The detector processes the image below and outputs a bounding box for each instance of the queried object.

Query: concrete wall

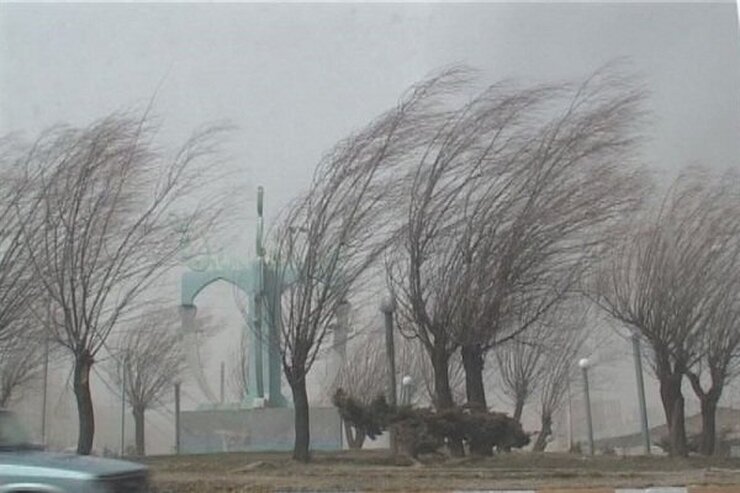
[181,407,341,453]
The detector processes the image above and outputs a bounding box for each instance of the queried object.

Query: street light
[578,357,595,456]
[400,375,415,406]
[174,380,181,455]
[380,293,397,454]
[120,353,127,457]
[631,330,651,454]
[380,294,397,407]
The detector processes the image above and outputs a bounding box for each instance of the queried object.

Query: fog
[1,2,739,455]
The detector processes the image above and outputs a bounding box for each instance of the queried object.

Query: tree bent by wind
[12,114,227,454]
[388,64,646,457]
[107,308,185,456]
[265,70,465,462]
[595,169,740,456]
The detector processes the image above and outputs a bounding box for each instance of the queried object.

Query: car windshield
[0,411,32,449]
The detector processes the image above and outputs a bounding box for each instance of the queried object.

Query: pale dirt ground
[144,450,740,492]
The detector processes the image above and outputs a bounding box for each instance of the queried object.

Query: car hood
[0,450,147,478]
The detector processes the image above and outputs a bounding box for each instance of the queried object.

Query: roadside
[144,450,740,492]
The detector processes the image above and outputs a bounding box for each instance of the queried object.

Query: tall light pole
[400,375,415,406]
[120,355,127,457]
[220,361,225,405]
[380,295,397,407]
[174,381,181,454]
[567,377,573,452]
[631,330,651,454]
[380,294,397,453]
[41,329,49,447]
[579,358,595,456]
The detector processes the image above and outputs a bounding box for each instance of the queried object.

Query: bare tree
[681,171,740,455]
[454,68,645,414]
[532,313,588,452]
[0,148,41,345]
[494,322,550,423]
[492,303,590,450]
[329,335,388,449]
[387,75,553,431]
[396,335,465,408]
[389,65,645,433]
[594,169,738,457]
[107,309,184,456]
[267,71,461,462]
[0,325,46,408]
[686,295,740,455]
[14,114,226,454]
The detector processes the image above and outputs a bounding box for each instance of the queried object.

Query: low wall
[180,406,342,453]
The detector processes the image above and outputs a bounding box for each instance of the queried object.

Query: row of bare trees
[268,63,740,461]
[264,72,462,461]
[595,169,740,456]
[0,115,228,454]
[3,64,737,462]
[262,64,661,461]
[494,307,589,451]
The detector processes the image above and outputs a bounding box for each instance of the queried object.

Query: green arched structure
[180,187,288,408]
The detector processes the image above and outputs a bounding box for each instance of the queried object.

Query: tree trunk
[461,344,487,410]
[430,343,464,457]
[513,398,525,423]
[431,345,455,409]
[658,372,688,457]
[290,375,311,462]
[344,421,366,450]
[533,413,552,452]
[686,371,721,457]
[699,395,718,456]
[73,351,95,455]
[133,406,146,456]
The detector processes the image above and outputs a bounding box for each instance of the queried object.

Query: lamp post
[631,330,651,454]
[380,294,397,453]
[400,375,415,406]
[120,354,127,457]
[567,377,573,452]
[41,329,49,447]
[579,358,595,456]
[380,295,397,407]
[174,381,181,455]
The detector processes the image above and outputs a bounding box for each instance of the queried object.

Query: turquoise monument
[179,186,288,408]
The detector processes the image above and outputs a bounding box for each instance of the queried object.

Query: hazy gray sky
[2,2,739,222]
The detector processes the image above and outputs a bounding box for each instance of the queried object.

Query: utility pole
[120,355,126,457]
[41,302,54,447]
[579,358,595,456]
[380,294,397,453]
[632,331,651,454]
[567,377,573,453]
[174,382,181,454]
[381,299,397,407]
[41,330,49,446]
[220,361,225,405]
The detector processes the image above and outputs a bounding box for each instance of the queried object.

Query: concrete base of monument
[180,406,342,453]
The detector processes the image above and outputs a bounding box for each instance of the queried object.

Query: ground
[144,450,740,492]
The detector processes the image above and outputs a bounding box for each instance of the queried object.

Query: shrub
[332,389,391,440]
[333,388,529,457]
